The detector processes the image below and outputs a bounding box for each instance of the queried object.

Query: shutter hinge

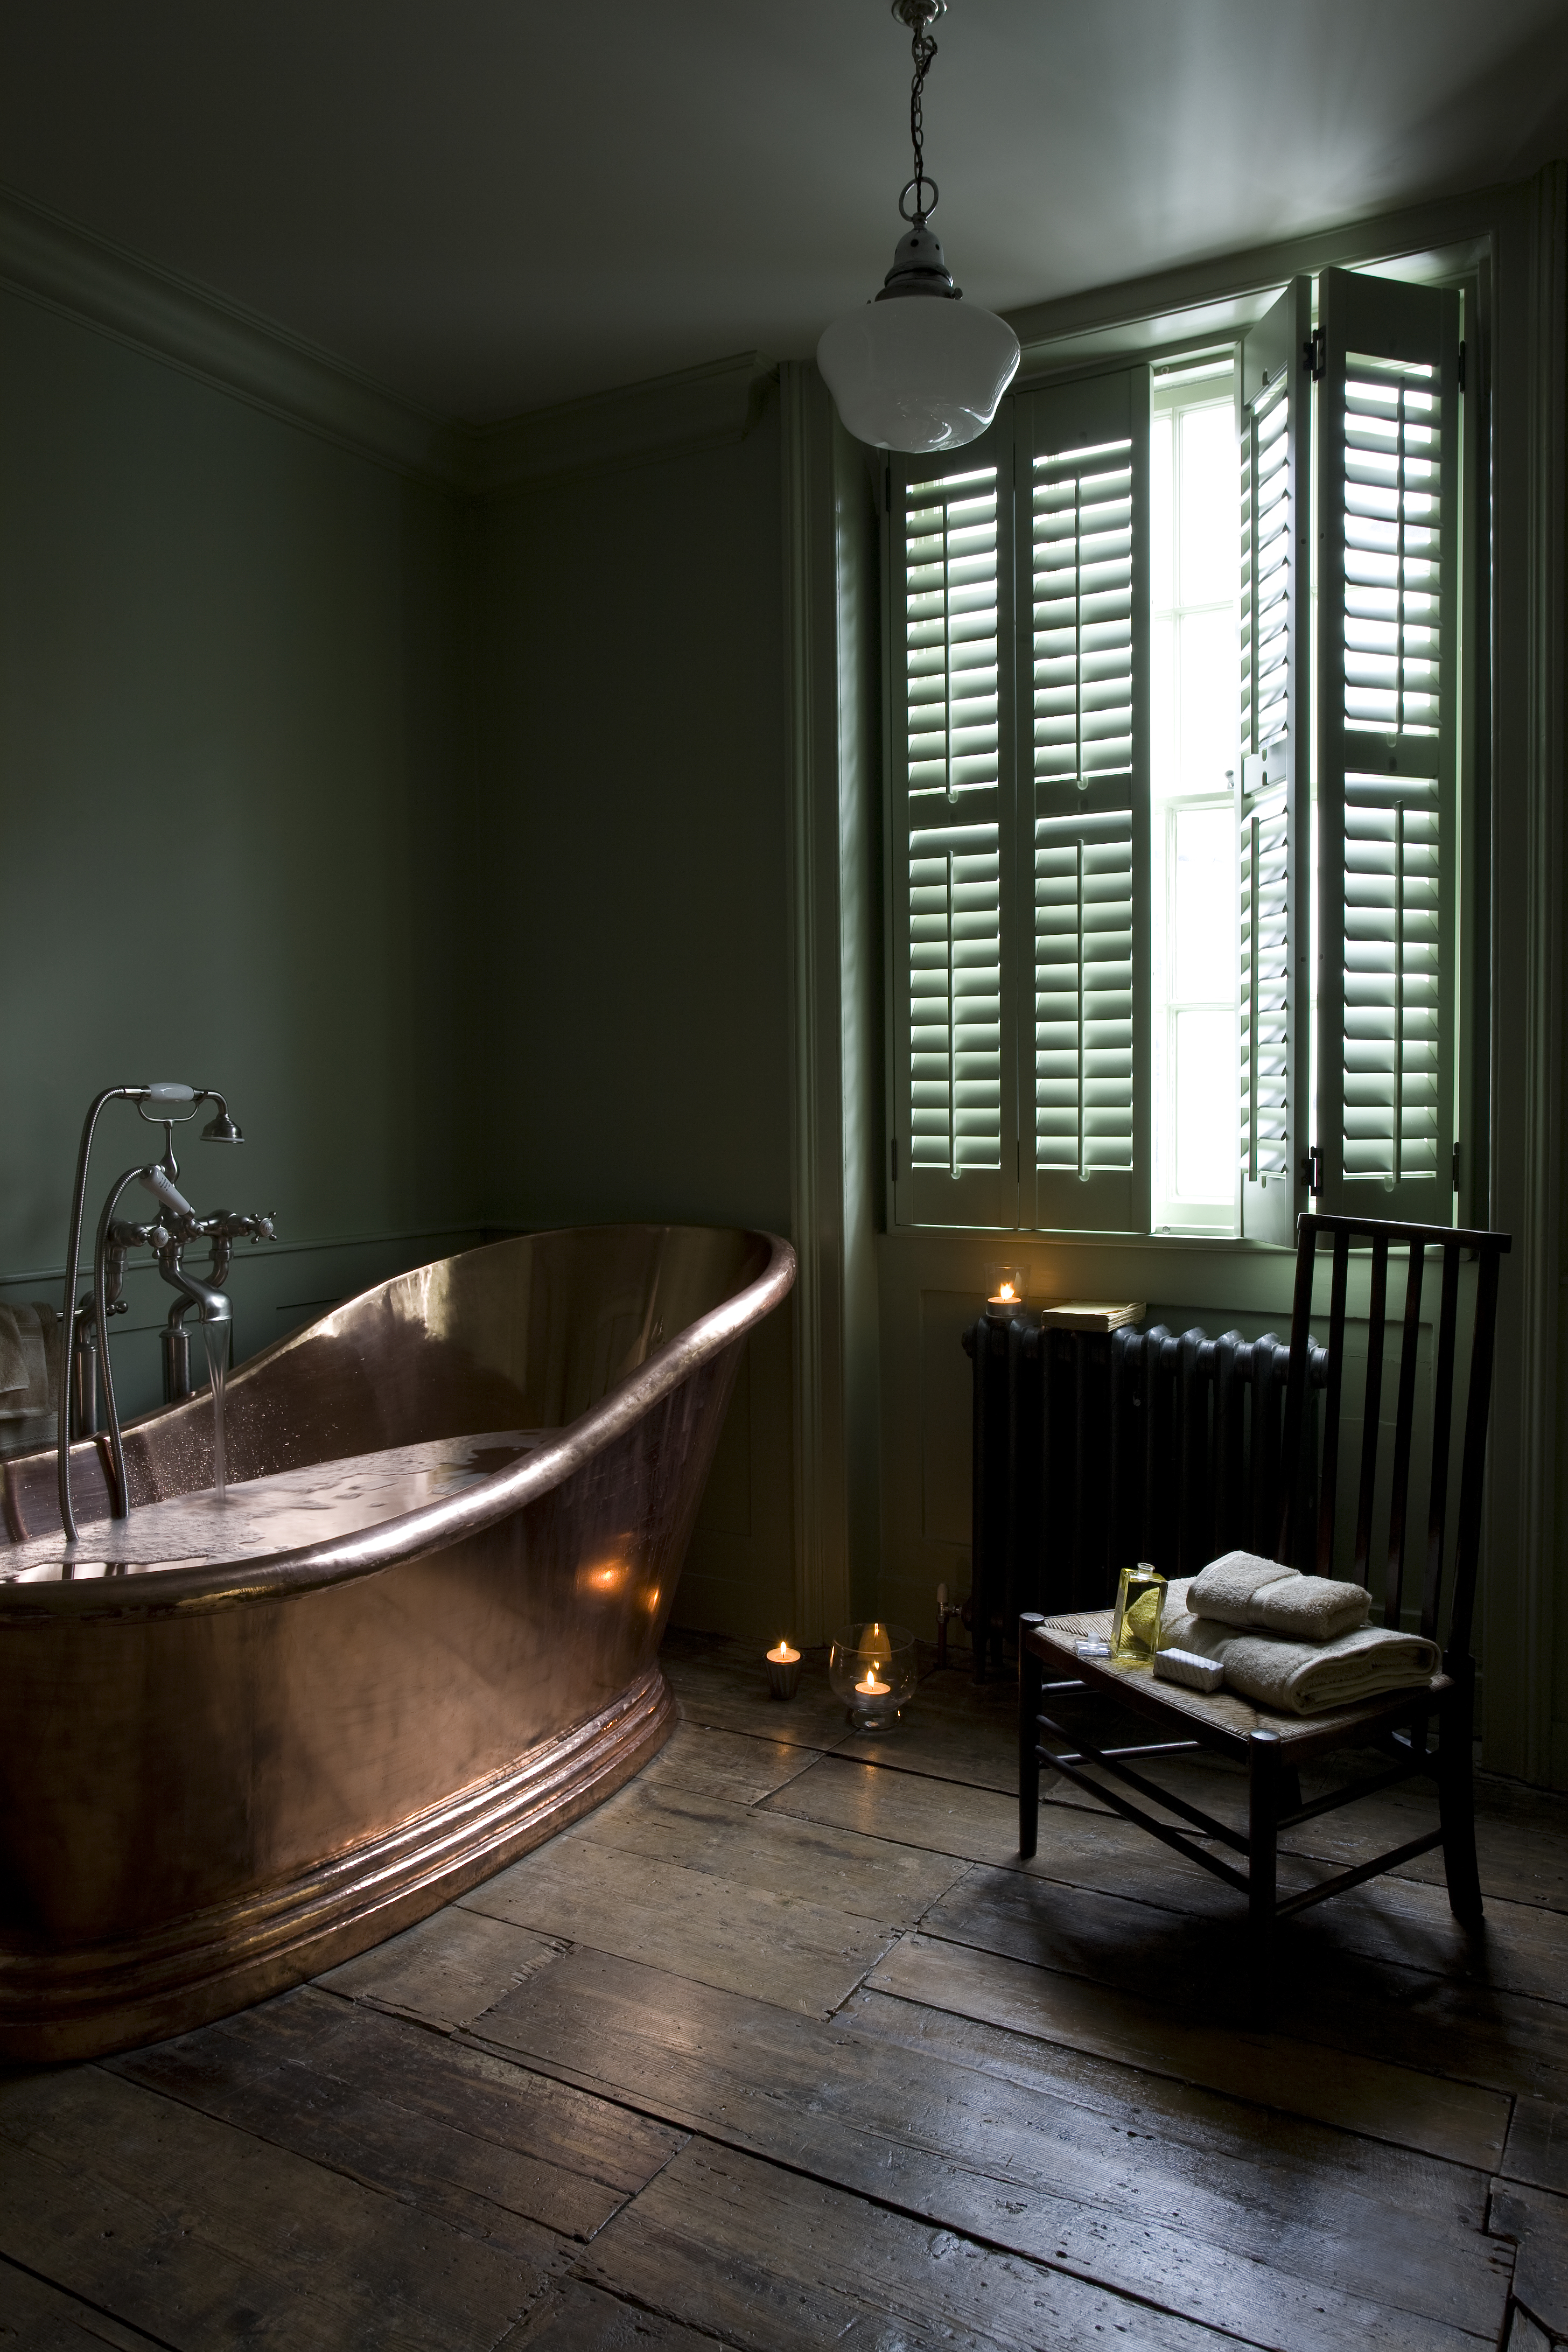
[1304,329,1325,383]
[1457,340,1466,392]
[1301,1144,1322,1197]
[891,1135,901,1184]
[1452,1141,1461,1194]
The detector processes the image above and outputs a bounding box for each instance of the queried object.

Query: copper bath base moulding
[0,1663,674,2066]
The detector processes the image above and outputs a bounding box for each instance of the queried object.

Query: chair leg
[1438,1661,1483,1923]
[1248,1728,1283,2022]
[1018,1615,1044,1859]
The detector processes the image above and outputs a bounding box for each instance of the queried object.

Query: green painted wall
[468,401,799,1636]
[0,289,479,1416]
[0,298,800,1639]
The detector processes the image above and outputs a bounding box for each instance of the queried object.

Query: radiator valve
[936,1580,968,1670]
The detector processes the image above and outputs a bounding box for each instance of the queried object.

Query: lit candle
[855,1664,891,1697]
[985,1269,1027,1322]
[766,1639,802,1700]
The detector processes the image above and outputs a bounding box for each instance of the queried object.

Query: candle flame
[999,1281,1016,1301]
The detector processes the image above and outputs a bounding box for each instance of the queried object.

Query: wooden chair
[1018,1211,1511,1986]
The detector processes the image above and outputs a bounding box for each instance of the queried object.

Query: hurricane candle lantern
[829,1621,918,1730]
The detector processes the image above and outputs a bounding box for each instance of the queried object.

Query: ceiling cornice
[0,181,466,485]
[0,183,776,498]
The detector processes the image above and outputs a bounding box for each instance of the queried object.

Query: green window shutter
[1238,278,1312,1247]
[888,417,1018,1229]
[1015,369,1150,1234]
[1315,267,1461,1223]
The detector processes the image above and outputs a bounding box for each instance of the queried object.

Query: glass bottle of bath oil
[1111,1562,1165,1665]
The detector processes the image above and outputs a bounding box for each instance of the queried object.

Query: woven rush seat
[1031,1605,1451,1761]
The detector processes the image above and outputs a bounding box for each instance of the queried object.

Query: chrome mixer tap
[57,1083,276,1542]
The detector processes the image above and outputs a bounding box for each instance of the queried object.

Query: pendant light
[817,0,1020,454]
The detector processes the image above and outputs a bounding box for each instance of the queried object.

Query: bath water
[202,1321,229,1503]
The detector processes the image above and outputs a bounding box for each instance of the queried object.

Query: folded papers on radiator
[1188,1550,1371,1642]
[1162,1590,1439,1717]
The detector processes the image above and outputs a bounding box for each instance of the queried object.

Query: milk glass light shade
[817,287,1020,454]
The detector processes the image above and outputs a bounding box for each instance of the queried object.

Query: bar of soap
[1153,1646,1224,1693]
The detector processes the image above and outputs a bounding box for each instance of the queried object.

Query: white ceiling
[2,0,1566,424]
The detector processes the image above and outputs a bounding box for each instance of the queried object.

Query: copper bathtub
[0,1222,793,2061]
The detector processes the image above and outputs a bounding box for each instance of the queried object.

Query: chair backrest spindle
[1420,1244,1463,1641]
[1314,1228,1352,1577]
[1353,1234,1390,1583]
[1280,1211,1510,1663]
[1384,1242,1426,1629]
[1446,1242,1504,1664]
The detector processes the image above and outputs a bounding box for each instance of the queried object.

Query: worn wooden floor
[4,1629,1567,2350]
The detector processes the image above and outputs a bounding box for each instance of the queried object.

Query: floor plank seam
[622,2127,1289,2352]
[907,1891,1567,2088]
[0,2249,179,2352]
[96,2047,586,2275]
[864,1950,1514,2168]
[547,2267,771,2352]
[442,2026,1318,2352]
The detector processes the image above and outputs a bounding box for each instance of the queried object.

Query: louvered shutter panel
[1315,268,1460,1222]
[889,416,1018,1228]
[1238,279,1311,1247]
[1015,370,1150,1234]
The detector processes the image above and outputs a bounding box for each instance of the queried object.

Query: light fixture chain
[908,17,938,222]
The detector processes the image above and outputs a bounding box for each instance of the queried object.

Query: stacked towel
[0,1303,59,1418]
[1163,1582,1438,1716]
[1188,1550,1371,1642]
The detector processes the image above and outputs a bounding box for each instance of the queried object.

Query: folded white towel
[1188,1549,1370,1642]
[1161,1601,1439,1717]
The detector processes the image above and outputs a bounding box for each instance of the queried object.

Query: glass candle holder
[1111,1563,1166,1667]
[828,1620,918,1730]
[985,1264,1029,1322]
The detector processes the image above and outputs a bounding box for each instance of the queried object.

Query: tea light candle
[985,1266,1028,1322]
[766,1640,801,1700]
[855,1664,891,1697]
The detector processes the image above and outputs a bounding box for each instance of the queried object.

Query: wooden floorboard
[1488,2181,1568,2342]
[868,1931,1509,2170]
[110,1987,683,2246]
[0,2257,171,2350]
[461,1943,1509,2351]
[918,1851,1568,2107]
[581,2135,1254,2352]
[314,1905,568,2033]
[9,1634,1560,2350]
[0,2062,562,2349]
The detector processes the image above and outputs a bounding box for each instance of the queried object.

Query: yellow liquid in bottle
[1111,1564,1166,1665]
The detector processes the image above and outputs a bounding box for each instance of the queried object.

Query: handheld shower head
[199,1091,244,1144]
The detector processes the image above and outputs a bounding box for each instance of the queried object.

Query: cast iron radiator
[960,1317,1329,1679]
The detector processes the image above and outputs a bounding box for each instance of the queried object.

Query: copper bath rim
[0,1223,794,2061]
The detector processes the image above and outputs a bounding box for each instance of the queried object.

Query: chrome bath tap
[57,1083,276,1542]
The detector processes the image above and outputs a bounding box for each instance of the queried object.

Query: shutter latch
[1452,1142,1461,1194]
[1301,1144,1322,1196]
[1457,341,1466,392]
[1304,329,1325,383]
